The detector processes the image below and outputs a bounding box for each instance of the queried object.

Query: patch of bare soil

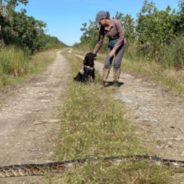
[95,61,184,183]
[0,51,71,184]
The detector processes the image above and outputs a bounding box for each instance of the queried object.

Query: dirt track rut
[0,51,71,183]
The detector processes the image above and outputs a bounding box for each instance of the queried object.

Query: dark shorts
[104,44,125,69]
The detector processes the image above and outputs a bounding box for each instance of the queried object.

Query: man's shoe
[113,80,120,87]
[102,81,109,87]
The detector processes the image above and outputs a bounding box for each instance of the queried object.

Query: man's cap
[95,11,110,23]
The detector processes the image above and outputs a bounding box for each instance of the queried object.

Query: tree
[136,1,177,60]
[80,21,99,50]
[175,0,184,33]
[115,12,135,43]
[140,0,156,15]
[0,0,28,11]
[0,0,28,46]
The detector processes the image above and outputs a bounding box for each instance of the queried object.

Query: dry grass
[0,48,56,86]
[123,57,184,95]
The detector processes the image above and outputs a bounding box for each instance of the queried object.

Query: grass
[44,51,177,184]
[0,46,28,77]
[90,49,184,96]
[0,47,56,87]
[123,56,184,95]
[28,49,56,75]
[163,35,184,68]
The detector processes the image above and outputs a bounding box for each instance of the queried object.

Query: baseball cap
[95,11,110,23]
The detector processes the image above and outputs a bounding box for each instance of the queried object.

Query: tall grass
[164,35,184,68]
[123,40,184,95]
[0,46,56,86]
[0,46,29,77]
[125,34,184,70]
[123,57,184,95]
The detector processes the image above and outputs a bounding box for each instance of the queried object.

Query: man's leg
[102,48,113,86]
[113,68,121,81]
[113,45,125,86]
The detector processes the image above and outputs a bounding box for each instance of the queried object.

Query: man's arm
[113,19,125,52]
[93,26,105,55]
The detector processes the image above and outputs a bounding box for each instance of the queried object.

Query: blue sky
[20,0,179,46]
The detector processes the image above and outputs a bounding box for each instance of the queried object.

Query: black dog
[74,52,96,82]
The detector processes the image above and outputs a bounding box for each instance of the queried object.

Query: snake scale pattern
[0,155,184,178]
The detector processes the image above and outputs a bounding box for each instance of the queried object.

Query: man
[93,11,126,87]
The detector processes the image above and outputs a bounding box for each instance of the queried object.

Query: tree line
[0,0,65,53]
[77,0,184,68]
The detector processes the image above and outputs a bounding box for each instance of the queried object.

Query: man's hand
[109,49,116,58]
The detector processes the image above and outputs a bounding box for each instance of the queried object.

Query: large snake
[0,155,184,178]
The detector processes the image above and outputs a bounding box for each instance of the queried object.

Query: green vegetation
[0,46,28,77]
[45,52,178,184]
[0,47,56,86]
[75,0,184,95]
[123,57,184,95]
[163,35,184,68]
[0,0,66,53]
[0,0,66,86]
[77,0,184,69]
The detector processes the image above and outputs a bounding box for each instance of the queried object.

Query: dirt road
[0,51,71,184]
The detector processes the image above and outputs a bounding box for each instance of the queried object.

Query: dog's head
[83,52,96,67]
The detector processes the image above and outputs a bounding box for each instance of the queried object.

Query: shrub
[164,35,184,68]
[0,46,29,77]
